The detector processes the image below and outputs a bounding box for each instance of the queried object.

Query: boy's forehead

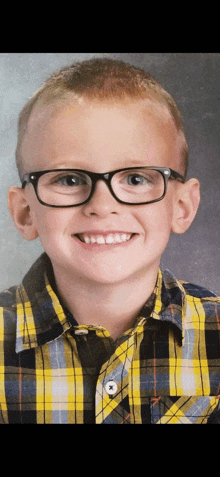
[21,97,182,172]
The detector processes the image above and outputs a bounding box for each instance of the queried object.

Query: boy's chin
[77,266,132,286]
[68,259,157,287]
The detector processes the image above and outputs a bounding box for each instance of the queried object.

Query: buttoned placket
[95,318,147,424]
[66,320,147,424]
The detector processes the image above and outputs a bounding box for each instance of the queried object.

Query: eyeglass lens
[37,169,165,206]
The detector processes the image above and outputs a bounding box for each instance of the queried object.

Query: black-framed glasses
[21,166,184,208]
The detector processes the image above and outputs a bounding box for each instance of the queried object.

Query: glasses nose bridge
[89,171,112,194]
[90,171,110,182]
[85,170,120,207]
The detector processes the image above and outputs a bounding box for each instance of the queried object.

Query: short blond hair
[16,58,188,180]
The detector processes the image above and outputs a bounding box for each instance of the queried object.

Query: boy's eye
[125,174,149,186]
[39,171,92,198]
[119,170,156,187]
[53,174,88,186]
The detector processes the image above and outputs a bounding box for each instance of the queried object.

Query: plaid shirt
[0,253,219,424]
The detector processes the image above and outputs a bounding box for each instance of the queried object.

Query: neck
[52,265,159,340]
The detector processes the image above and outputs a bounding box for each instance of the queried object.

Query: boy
[1,58,219,424]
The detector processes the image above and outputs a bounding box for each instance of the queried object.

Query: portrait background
[1,53,219,294]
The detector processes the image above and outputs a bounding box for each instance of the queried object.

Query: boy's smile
[17,97,189,285]
[73,231,137,245]
[72,230,138,250]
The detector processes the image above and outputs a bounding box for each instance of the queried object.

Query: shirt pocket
[150,395,220,424]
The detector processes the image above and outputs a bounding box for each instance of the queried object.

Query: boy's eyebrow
[117,159,151,167]
[35,159,153,171]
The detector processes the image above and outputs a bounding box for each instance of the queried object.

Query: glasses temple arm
[169,169,185,183]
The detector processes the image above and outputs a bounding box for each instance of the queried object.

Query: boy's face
[19,98,187,285]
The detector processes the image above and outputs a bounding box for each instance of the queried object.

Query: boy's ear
[8,186,39,241]
[171,178,200,234]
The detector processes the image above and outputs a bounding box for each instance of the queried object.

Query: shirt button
[105,380,118,395]
[74,329,89,335]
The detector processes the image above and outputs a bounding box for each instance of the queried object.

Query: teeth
[96,236,105,244]
[78,233,133,244]
[84,236,91,244]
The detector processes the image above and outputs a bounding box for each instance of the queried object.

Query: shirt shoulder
[178,279,220,346]
[0,286,17,307]
[179,280,219,300]
[161,270,220,335]
[0,286,17,339]
[179,279,220,310]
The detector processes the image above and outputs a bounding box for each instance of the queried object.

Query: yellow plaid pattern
[0,253,219,424]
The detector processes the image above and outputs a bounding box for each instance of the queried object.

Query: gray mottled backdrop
[1,53,220,294]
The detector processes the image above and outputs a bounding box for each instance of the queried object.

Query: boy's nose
[82,179,120,217]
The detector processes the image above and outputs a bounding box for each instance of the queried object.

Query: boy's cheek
[138,200,174,233]
[32,207,67,233]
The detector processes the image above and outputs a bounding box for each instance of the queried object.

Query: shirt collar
[134,268,184,342]
[15,253,76,353]
[15,254,184,353]
[151,268,184,331]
